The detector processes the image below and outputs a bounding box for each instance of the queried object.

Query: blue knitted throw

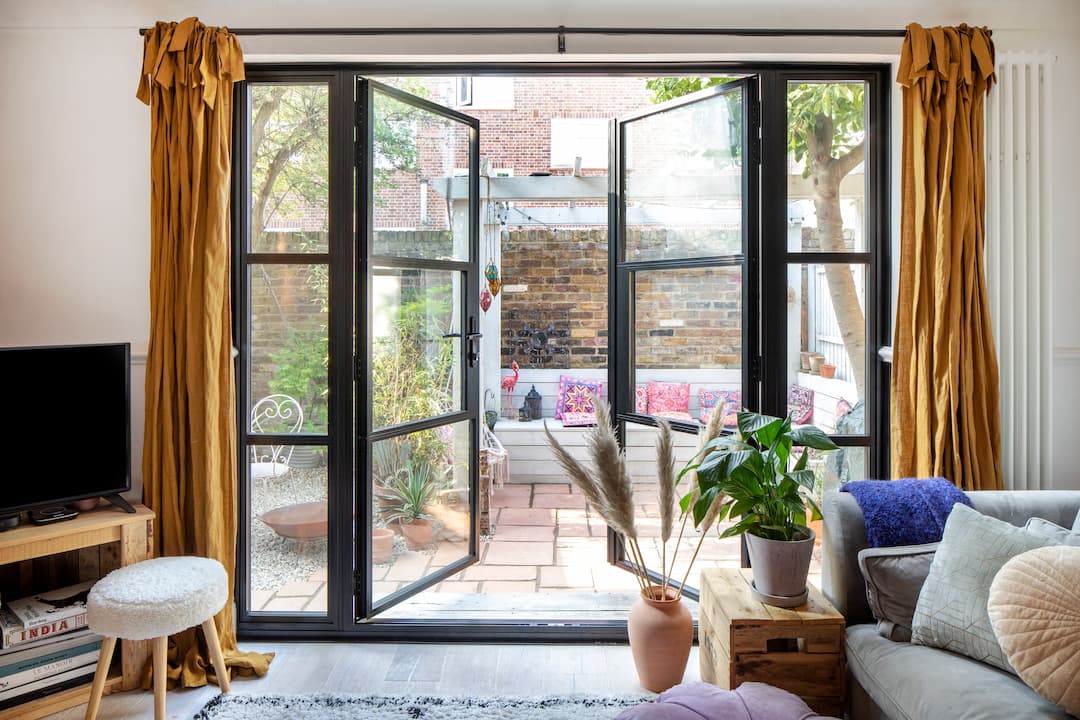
[840,477,972,547]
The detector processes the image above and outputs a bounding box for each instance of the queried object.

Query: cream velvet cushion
[87,557,228,640]
[988,546,1080,717]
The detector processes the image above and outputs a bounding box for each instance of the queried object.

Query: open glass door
[609,78,759,599]
[356,79,481,619]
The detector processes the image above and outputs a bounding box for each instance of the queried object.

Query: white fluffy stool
[84,556,231,720]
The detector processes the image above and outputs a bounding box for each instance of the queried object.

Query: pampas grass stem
[675,492,724,601]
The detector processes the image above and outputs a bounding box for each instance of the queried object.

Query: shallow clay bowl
[259,500,328,539]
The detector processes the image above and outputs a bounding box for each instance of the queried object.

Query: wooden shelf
[0,504,155,718]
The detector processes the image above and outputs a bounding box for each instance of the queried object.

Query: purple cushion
[613,682,837,720]
[556,375,603,419]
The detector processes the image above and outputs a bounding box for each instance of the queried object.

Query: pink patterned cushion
[556,376,603,420]
[700,389,740,428]
[635,384,649,414]
[787,385,814,424]
[561,411,598,427]
[647,381,690,416]
[654,410,695,422]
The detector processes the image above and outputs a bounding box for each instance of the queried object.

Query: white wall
[1,0,1077,491]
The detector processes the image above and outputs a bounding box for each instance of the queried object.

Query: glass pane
[786,263,866,435]
[633,267,742,424]
[372,268,461,429]
[372,87,472,261]
[371,422,472,604]
[249,84,329,253]
[249,264,328,434]
[787,81,868,253]
[248,445,328,614]
[623,88,743,261]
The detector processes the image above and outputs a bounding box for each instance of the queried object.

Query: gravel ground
[249,464,423,592]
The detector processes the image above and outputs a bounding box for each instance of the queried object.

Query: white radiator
[985,51,1054,491]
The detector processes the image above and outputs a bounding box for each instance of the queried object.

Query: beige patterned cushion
[910,503,1054,672]
[988,546,1080,716]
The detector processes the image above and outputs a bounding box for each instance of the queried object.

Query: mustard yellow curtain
[892,23,1001,491]
[138,17,272,688]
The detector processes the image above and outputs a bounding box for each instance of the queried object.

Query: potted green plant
[382,459,439,550]
[685,410,838,607]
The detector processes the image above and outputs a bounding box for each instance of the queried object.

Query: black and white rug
[195,693,651,720]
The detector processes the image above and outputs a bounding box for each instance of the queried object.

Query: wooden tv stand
[0,504,154,719]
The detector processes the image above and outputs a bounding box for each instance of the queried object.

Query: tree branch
[834,140,866,179]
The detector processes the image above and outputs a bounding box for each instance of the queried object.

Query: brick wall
[500,228,742,371]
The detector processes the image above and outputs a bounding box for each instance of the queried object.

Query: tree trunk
[807,114,867,399]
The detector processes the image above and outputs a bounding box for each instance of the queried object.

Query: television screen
[0,343,130,515]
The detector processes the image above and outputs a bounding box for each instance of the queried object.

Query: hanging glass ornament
[485,258,501,297]
[480,288,493,312]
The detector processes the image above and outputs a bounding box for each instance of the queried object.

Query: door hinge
[354,569,364,595]
[354,139,364,167]
[750,355,763,383]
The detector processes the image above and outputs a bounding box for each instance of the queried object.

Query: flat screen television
[0,342,132,519]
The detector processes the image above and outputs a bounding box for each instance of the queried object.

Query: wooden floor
[45,642,699,719]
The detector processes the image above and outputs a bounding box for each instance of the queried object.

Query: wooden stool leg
[202,618,231,693]
[152,636,168,720]
[84,636,117,720]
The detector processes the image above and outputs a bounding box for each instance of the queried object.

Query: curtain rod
[137,25,931,52]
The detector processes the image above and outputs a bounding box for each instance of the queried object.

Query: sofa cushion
[1025,517,1080,546]
[846,624,1072,720]
[1074,509,1080,532]
[989,546,1080,717]
[911,504,1055,673]
[857,543,938,642]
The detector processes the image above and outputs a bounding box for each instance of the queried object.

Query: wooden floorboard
[41,642,698,719]
[377,591,700,620]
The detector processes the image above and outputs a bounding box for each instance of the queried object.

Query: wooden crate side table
[699,568,845,717]
[0,504,155,720]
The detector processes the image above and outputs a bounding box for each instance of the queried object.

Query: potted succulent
[685,410,838,607]
[381,459,439,550]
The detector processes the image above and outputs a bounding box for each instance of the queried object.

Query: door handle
[466,317,482,368]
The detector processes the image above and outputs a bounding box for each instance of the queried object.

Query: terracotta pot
[819,363,837,379]
[399,518,434,550]
[258,500,328,540]
[627,585,694,693]
[745,527,815,602]
[371,527,395,564]
[807,518,824,548]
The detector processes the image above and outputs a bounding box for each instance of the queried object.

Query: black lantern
[525,385,542,420]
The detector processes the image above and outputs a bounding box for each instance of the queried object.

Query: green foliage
[646,76,737,103]
[682,411,838,542]
[787,83,865,177]
[268,326,327,432]
[380,459,441,523]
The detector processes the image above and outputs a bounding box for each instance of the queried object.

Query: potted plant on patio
[685,410,838,607]
[544,400,728,693]
[382,459,440,550]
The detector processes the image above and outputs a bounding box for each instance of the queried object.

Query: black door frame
[234,63,890,642]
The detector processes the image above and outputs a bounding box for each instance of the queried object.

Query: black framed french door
[355,79,482,619]
[608,77,760,600]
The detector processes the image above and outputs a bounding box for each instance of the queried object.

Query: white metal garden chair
[250,393,304,488]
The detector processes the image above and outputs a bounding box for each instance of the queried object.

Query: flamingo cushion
[555,376,603,420]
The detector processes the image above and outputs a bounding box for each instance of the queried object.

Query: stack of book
[0,581,102,709]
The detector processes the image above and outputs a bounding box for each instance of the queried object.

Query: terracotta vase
[400,518,434,550]
[371,527,395,564]
[819,363,837,379]
[627,585,694,693]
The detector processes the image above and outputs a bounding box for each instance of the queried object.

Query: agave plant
[684,410,838,542]
[381,459,439,523]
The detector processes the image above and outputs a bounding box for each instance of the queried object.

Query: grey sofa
[822,489,1080,720]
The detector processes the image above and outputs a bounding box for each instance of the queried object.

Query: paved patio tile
[305,587,328,612]
[555,543,607,566]
[384,553,431,581]
[483,540,554,565]
[251,590,274,611]
[437,581,480,593]
[464,565,537,581]
[430,541,469,566]
[373,581,400,596]
[262,596,308,612]
[493,525,554,541]
[498,508,556,525]
[540,566,595,588]
[483,581,538,593]
[276,581,323,597]
[532,483,571,494]
[307,568,328,582]
[531,493,587,509]
[492,486,532,508]
[556,509,592,522]
[556,523,594,537]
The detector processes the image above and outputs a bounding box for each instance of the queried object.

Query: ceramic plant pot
[399,518,434,550]
[808,353,826,374]
[745,527,815,605]
[819,363,837,379]
[627,585,694,693]
[371,527,395,564]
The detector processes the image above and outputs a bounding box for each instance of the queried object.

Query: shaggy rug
[194,693,651,720]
